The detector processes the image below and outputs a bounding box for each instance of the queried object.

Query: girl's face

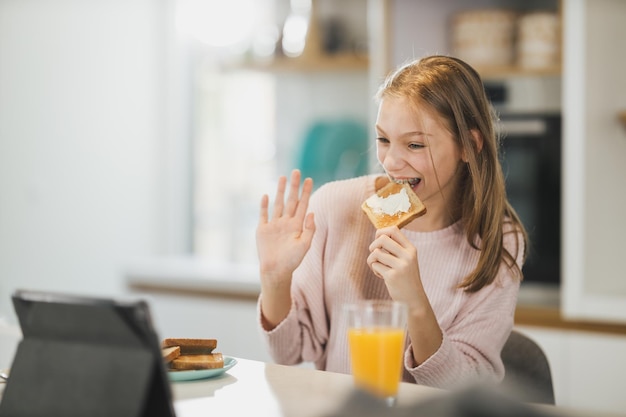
[375,96,465,226]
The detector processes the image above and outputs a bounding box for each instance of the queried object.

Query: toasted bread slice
[362,180,426,229]
[162,346,181,363]
[169,353,224,370]
[162,338,217,355]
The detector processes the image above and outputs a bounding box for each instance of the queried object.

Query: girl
[255,55,527,389]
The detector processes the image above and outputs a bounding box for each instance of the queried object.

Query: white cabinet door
[567,331,626,414]
[561,0,626,323]
[517,326,626,414]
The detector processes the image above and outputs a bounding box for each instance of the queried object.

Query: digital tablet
[0,289,176,417]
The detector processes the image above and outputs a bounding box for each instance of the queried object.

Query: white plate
[168,356,237,382]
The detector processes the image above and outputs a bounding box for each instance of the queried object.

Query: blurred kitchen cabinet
[387,0,562,80]
[516,325,626,413]
[560,0,626,322]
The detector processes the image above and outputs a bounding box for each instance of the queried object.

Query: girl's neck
[404,200,460,232]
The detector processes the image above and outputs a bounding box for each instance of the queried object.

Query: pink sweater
[258,175,522,389]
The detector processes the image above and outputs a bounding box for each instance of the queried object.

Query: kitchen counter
[126,257,261,300]
[126,257,626,336]
[515,305,626,335]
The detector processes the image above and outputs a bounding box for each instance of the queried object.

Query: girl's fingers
[259,194,269,224]
[371,248,396,269]
[271,175,288,220]
[374,227,412,252]
[369,234,396,255]
[367,252,386,279]
[295,177,313,219]
[268,170,312,223]
[300,212,316,242]
[284,170,302,217]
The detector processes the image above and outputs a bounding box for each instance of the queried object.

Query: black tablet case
[0,290,176,417]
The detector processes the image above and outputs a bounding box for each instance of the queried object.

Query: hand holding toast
[367,226,424,307]
[364,178,429,308]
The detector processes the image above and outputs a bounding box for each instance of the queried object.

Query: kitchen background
[1,0,625,414]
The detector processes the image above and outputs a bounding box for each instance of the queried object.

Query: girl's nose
[381,146,406,171]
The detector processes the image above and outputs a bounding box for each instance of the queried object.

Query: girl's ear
[462,129,484,162]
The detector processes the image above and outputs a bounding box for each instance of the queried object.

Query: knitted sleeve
[403,225,524,388]
[257,179,334,368]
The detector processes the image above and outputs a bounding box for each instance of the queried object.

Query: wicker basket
[452,9,517,67]
[517,12,560,69]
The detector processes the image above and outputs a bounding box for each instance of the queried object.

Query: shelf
[227,0,368,74]
[231,53,369,73]
[230,58,555,77]
[619,110,626,129]
[476,65,562,80]
[515,305,626,336]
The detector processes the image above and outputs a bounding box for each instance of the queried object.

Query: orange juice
[347,326,405,398]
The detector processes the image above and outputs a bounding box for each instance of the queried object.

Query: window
[193,69,277,264]
[176,0,371,266]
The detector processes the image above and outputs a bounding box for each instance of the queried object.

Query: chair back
[501,330,555,405]
[297,119,369,188]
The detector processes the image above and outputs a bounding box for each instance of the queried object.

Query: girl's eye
[376,137,389,144]
[409,143,425,150]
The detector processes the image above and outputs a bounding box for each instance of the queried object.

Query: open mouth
[392,177,421,187]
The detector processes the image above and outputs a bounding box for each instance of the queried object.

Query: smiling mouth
[392,177,421,187]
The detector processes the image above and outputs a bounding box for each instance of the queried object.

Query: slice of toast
[169,353,224,370]
[162,338,217,355]
[362,180,426,229]
[162,346,181,363]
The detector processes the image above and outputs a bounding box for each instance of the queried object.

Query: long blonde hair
[377,55,528,292]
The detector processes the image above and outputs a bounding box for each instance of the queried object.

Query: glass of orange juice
[344,300,408,406]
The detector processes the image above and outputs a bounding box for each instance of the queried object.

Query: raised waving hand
[256,169,316,328]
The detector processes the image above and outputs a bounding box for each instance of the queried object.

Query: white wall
[0,0,183,323]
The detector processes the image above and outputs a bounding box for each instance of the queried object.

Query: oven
[498,112,561,287]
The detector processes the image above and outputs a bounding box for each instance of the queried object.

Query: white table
[171,357,623,417]
[172,357,442,417]
[2,353,622,416]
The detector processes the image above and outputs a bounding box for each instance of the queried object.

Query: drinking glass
[344,300,408,406]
